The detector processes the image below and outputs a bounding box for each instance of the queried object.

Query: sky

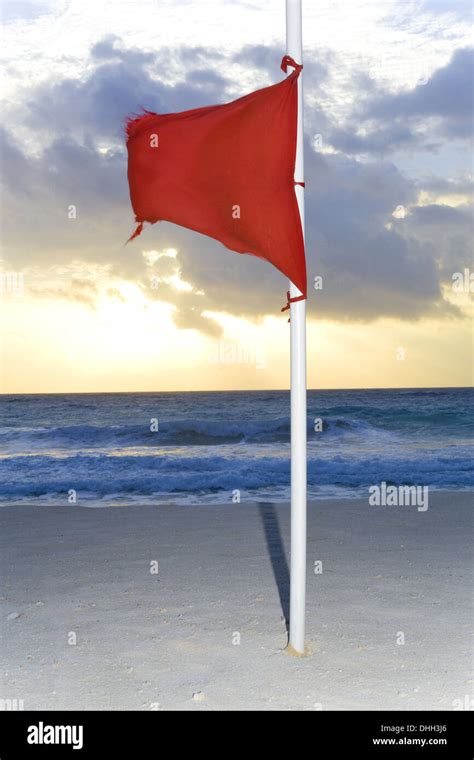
[0,0,472,392]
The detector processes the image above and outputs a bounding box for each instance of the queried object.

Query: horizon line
[0,385,472,396]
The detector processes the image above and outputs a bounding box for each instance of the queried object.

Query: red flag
[126,56,306,299]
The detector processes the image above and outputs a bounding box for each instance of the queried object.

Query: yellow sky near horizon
[1,282,472,393]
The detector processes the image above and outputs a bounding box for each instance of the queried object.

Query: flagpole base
[286,643,311,658]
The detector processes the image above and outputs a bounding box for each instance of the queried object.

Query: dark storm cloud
[328,122,420,156]
[409,203,471,226]
[2,36,471,334]
[417,174,474,199]
[364,48,473,138]
[393,201,473,284]
[234,44,284,75]
[91,35,156,66]
[331,47,474,154]
[19,41,232,144]
[302,145,465,322]
[1,126,128,253]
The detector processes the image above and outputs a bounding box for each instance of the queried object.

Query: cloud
[418,0,474,21]
[364,48,473,138]
[303,145,467,321]
[90,34,156,67]
[416,174,473,200]
[328,122,421,156]
[393,201,473,284]
[14,42,231,147]
[331,47,473,155]
[29,276,98,308]
[2,35,472,335]
[0,0,65,23]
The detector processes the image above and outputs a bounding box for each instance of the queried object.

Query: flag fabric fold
[126,56,306,298]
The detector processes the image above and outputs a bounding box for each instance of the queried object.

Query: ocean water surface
[0,388,472,505]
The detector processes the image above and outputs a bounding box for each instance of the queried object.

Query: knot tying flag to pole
[280,55,303,74]
[281,290,306,313]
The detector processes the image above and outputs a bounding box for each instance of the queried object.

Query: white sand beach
[1,492,472,711]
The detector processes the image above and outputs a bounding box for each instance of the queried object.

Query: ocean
[0,388,472,506]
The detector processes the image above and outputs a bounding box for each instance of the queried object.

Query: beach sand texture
[1,492,472,710]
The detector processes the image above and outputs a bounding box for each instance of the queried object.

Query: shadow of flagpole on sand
[257,502,290,636]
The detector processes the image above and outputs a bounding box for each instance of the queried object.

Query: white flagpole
[286,0,307,656]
